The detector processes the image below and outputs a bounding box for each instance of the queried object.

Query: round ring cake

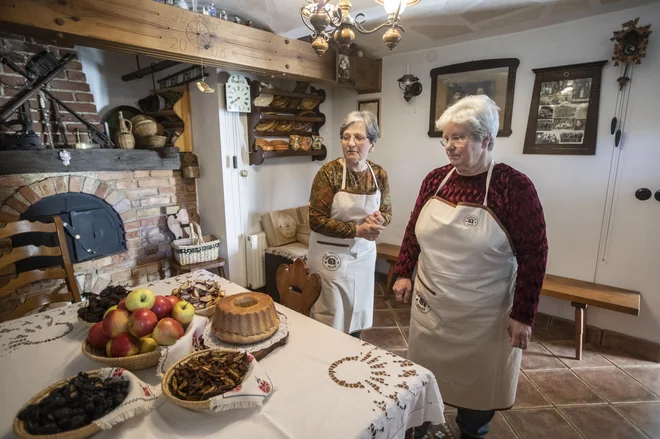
[212,292,280,344]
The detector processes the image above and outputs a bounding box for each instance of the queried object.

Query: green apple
[125,288,155,312]
[171,300,195,325]
[103,305,118,319]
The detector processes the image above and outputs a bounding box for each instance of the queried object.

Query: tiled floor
[363,282,660,439]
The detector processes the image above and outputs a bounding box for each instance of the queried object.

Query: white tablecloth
[0,270,444,439]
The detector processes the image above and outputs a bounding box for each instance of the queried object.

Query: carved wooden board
[0,0,337,84]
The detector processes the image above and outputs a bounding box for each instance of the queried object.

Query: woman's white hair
[436,95,500,150]
[340,111,379,145]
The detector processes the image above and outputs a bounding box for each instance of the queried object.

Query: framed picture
[337,52,355,86]
[429,58,519,138]
[357,98,381,137]
[523,60,607,155]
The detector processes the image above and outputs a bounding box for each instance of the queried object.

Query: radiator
[245,232,267,289]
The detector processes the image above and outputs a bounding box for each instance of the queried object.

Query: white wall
[332,3,660,342]
[77,47,192,119]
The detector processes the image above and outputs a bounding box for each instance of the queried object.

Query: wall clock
[225,74,251,113]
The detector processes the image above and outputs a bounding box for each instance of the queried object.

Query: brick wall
[0,32,100,147]
[0,170,198,314]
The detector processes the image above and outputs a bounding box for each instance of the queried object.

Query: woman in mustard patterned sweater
[307,111,392,338]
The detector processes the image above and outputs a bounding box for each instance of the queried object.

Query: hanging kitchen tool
[195,55,214,93]
[37,91,54,149]
[1,101,42,150]
[609,18,652,147]
[0,54,115,148]
[52,101,69,148]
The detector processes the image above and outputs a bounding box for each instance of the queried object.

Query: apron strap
[482,161,496,207]
[341,159,347,190]
[434,167,456,196]
[366,162,380,192]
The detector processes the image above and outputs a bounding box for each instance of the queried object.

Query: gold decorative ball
[334,27,356,47]
[310,10,330,33]
[383,27,402,50]
[312,36,329,56]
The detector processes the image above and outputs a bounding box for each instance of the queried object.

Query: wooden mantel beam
[0,0,345,86]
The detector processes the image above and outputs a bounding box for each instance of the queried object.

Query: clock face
[226,74,251,113]
[624,44,638,55]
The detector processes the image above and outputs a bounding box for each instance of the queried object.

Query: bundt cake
[212,292,280,344]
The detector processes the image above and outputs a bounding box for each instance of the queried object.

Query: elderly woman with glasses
[393,95,548,438]
[308,111,391,339]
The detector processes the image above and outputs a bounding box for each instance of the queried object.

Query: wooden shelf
[249,145,327,165]
[254,107,312,114]
[255,130,318,137]
[258,113,324,123]
[263,89,323,100]
[144,110,176,117]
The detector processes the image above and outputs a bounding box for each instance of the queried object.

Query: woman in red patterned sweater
[394,95,548,439]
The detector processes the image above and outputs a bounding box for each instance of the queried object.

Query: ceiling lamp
[300,0,420,56]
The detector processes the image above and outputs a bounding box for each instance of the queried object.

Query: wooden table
[170,256,226,278]
[541,274,640,360]
[376,243,400,300]
[0,271,444,438]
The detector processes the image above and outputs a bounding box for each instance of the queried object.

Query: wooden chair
[0,217,81,323]
[276,258,321,317]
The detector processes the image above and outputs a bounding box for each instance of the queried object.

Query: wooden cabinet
[247,81,328,166]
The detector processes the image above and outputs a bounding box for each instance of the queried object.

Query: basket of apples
[82,288,196,370]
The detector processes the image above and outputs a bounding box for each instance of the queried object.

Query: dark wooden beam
[121,60,181,82]
[0,149,181,175]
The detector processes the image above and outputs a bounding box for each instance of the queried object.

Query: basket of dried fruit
[13,371,128,438]
[162,349,250,412]
[77,285,130,326]
[170,280,226,317]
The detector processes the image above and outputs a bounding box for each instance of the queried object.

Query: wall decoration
[523,61,607,155]
[357,98,381,137]
[609,18,652,147]
[428,58,519,138]
[337,53,355,86]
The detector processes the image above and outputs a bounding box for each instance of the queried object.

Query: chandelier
[300,0,420,56]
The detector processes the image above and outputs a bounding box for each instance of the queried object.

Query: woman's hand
[365,211,385,226]
[393,278,412,303]
[507,318,532,350]
[356,222,384,241]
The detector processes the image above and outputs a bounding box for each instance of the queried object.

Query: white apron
[309,160,381,333]
[408,162,521,411]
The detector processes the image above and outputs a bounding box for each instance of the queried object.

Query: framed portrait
[357,98,381,137]
[523,60,607,155]
[429,58,519,138]
[336,52,355,86]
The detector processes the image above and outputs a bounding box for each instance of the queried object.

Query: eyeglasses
[342,134,368,144]
[440,135,469,147]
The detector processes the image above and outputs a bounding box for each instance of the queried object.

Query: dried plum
[77,285,129,323]
[18,372,129,435]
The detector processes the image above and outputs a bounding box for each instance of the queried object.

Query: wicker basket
[81,340,161,370]
[195,304,216,318]
[77,316,96,328]
[132,120,158,138]
[13,371,107,439]
[138,135,167,148]
[171,222,220,266]
[161,348,241,412]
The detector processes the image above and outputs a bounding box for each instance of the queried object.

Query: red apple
[106,333,140,357]
[151,296,172,319]
[152,317,184,346]
[171,301,195,325]
[117,298,127,311]
[164,295,180,308]
[102,309,130,338]
[127,309,158,338]
[87,322,111,349]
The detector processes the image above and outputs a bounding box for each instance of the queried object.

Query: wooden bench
[541,274,640,360]
[376,243,401,300]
